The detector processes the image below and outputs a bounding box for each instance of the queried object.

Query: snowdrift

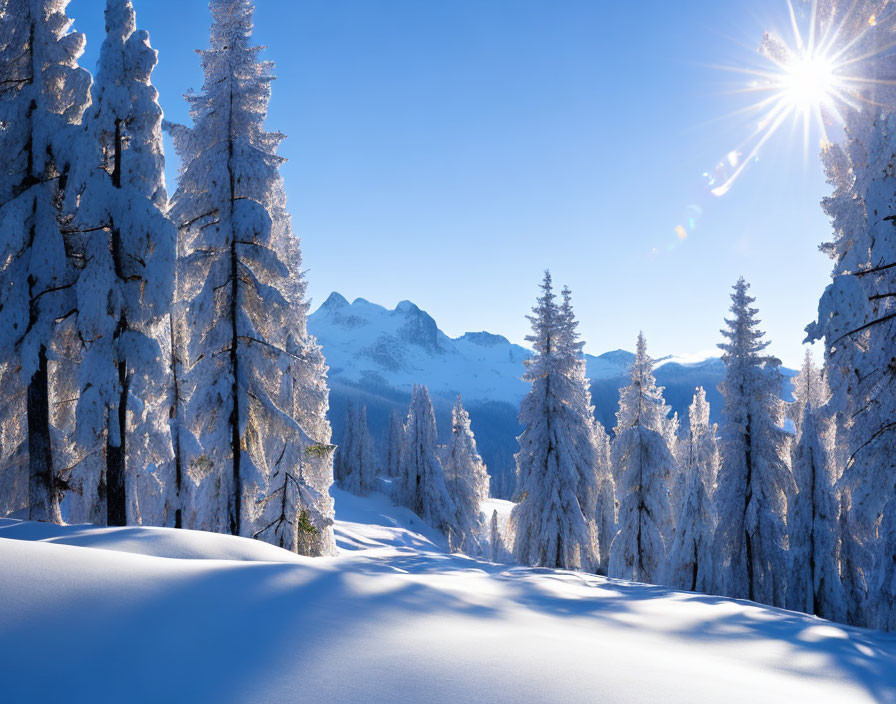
[1,489,895,703]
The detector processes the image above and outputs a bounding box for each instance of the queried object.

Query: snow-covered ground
[2,489,895,703]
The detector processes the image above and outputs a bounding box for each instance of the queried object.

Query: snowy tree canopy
[0,0,92,523]
[787,350,828,442]
[167,0,333,554]
[511,273,598,572]
[384,410,404,479]
[608,332,675,584]
[802,4,896,627]
[335,402,377,496]
[787,392,844,622]
[394,385,458,542]
[713,278,794,607]
[63,0,176,528]
[443,395,489,556]
[593,418,616,574]
[665,387,718,592]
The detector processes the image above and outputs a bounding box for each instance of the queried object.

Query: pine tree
[511,274,598,572]
[444,395,489,556]
[838,489,871,625]
[257,331,334,555]
[64,0,176,527]
[489,509,508,563]
[786,393,845,621]
[0,0,91,523]
[787,350,828,441]
[665,387,718,592]
[803,15,896,627]
[593,419,616,574]
[168,0,334,552]
[713,278,794,607]
[0,362,27,517]
[384,409,403,478]
[335,402,377,496]
[608,332,675,584]
[395,385,457,541]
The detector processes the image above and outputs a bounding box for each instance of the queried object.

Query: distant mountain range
[309,293,795,498]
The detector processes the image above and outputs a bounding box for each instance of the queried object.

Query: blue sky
[70,0,834,367]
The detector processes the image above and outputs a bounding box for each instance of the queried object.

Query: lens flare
[709,0,896,198]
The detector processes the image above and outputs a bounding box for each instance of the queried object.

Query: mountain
[309,293,794,498]
[312,292,531,405]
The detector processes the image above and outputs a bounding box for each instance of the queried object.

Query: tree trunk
[105,358,128,526]
[227,85,242,537]
[744,414,755,602]
[28,346,60,523]
[170,313,183,529]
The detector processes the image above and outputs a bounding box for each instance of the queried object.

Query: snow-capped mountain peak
[310,293,531,405]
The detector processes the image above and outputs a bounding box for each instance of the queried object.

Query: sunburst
[710,0,894,197]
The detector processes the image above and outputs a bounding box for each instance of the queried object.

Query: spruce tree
[787,350,827,441]
[395,385,457,541]
[64,0,176,526]
[489,509,507,563]
[786,385,844,622]
[665,387,718,592]
[593,419,616,574]
[713,278,794,607]
[444,395,489,556]
[335,402,377,496]
[608,332,675,584]
[384,410,404,478]
[168,0,334,552]
[803,17,896,625]
[0,0,91,523]
[511,273,598,572]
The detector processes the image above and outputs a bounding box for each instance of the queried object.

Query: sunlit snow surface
[1,489,895,703]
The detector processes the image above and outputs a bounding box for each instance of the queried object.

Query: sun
[778,49,840,115]
[706,0,889,197]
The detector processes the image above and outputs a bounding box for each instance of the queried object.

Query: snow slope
[2,490,894,703]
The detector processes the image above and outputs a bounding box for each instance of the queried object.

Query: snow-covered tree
[511,274,598,571]
[383,410,403,478]
[800,7,896,628]
[254,331,334,555]
[713,279,794,607]
[786,350,828,442]
[335,402,377,496]
[444,395,489,556]
[593,419,616,574]
[786,390,844,621]
[664,411,682,462]
[608,332,675,584]
[63,0,176,527]
[665,387,718,592]
[0,0,91,523]
[168,0,334,553]
[395,385,457,541]
[0,363,27,518]
[489,509,509,563]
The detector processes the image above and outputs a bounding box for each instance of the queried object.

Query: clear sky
[70,0,835,368]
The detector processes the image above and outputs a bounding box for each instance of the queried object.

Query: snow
[2,488,896,703]
[308,292,794,415]
[310,293,532,405]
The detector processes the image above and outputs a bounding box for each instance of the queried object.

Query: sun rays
[709,0,895,197]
